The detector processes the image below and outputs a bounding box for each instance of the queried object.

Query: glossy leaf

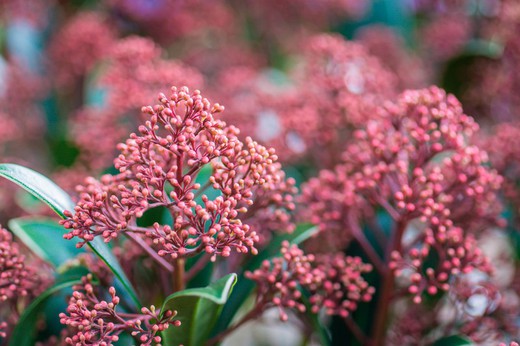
[0,163,75,217]
[0,163,140,308]
[432,335,473,346]
[8,217,84,268]
[160,273,237,346]
[8,267,90,346]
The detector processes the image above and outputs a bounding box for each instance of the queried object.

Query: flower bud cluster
[246,241,373,320]
[301,86,502,300]
[211,34,398,168]
[0,227,40,302]
[59,275,179,346]
[308,253,374,317]
[61,86,296,260]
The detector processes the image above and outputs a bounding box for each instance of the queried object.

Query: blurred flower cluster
[0,0,520,345]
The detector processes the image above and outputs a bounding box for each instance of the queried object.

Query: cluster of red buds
[59,275,179,346]
[61,86,296,260]
[0,226,45,339]
[246,241,373,321]
[300,86,503,302]
[0,227,41,302]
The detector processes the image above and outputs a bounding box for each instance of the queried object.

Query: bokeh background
[1,0,520,345]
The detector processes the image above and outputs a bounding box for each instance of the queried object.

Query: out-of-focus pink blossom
[109,0,236,44]
[293,33,398,167]
[420,15,471,60]
[356,25,430,89]
[0,0,53,25]
[47,12,116,88]
[70,36,204,172]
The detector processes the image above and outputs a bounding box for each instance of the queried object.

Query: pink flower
[483,122,520,226]
[60,275,179,346]
[300,86,502,301]
[0,226,47,338]
[61,86,296,260]
[420,14,471,60]
[0,227,41,302]
[246,241,373,320]
[356,25,430,89]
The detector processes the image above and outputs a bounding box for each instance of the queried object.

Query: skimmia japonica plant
[1,1,520,345]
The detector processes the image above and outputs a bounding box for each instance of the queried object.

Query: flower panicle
[299,86,502,300]
[0,227,41,302]
[60,86,296,261]
[246,241,374,320]
[59,274,180,346]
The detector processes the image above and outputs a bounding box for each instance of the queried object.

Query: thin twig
[348,212,387,275]
[125,232,174,273]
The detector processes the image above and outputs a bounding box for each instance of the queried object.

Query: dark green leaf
[186,253,214,289]
[8,217,84,268]
[0,163,140,309]
[8,267,90,346]
[432,335,473,346]
[161,274,237,346]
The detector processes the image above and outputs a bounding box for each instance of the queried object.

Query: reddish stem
[348,212,387,275]
[370,219,406,345]
[125,232,174,273]
[173,258,185,292]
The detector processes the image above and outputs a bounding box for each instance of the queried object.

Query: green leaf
[8,267,90,346]
[0,163,75,217]
[8,217,84,268]
[212,223,317,336]
[432,335,474,346]
[160,274,237,346]
[0,163,140,309]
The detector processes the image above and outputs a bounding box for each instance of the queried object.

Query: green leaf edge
[0,163,141,309]
[161,273,238,312]
[161,273,237,345]
[432,335,473,346]
[0,163,75,217]
[8,217,84,268]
